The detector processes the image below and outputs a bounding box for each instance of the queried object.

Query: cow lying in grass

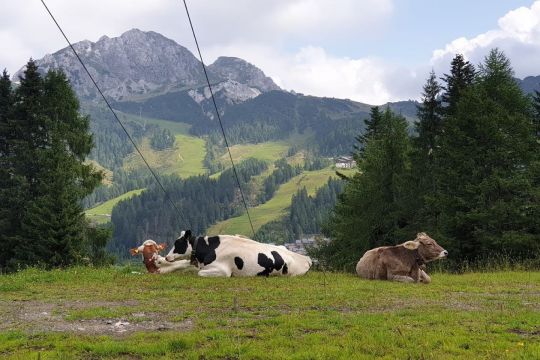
[165,230,313,277]
[130,240,192,274]
[356,233,448,283]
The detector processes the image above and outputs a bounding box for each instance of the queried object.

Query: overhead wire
[40,0,189,229]
[181,0,257,238]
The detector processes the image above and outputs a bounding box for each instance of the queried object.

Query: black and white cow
[165,230,312,277]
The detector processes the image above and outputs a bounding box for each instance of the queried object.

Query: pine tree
[441,54,475,115]
[1,62,103,270]
[415,71,443,156]
[405,71,444,232]
[432,49,539,260]
[355,106,383,155]
[0,69,18,269]
[531,90,540,140]
[320,108,411,270]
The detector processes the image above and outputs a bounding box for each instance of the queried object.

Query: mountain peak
[209,57,280,92]
[14,29,280,102]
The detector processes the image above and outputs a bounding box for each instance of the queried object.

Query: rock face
[14,29,279,103]
[208,57,280,92]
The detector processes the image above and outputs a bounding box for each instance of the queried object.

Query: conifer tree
[441,54,475,115]
[321,108,411,270]
[1,61,103,270]
[432,49,539,260]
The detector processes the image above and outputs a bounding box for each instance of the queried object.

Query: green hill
[86,188,145,224]
[209,167,351,236]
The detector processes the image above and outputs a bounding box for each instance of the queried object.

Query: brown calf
[356,232,448,283]
[130,240,167,274]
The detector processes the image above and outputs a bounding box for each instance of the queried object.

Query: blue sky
[2,0,539,104]
[358,1,532,64]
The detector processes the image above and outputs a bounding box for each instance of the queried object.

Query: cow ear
[157,243,167,251]
[403,241,420,250]
[184,230,192,239]
[129,248,139,256]
[417,232,426,237]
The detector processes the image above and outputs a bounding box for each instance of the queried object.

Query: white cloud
[1,0,411,104]
[431,1,540,77]
[205,43,424,105]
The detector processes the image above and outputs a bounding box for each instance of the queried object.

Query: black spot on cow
[257,251,287,277]
[282,264,288,275]
[234,256,244,270]
[172,234,189,255]
[271,251,284,271]
[257,253,275,277]
[192,236,221,266]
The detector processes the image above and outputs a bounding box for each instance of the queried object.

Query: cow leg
[198,265,232,277]
[157,259,192,274]
[388,274,416,283]
[418,269,431,284]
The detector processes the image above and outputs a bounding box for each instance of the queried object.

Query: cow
[165,230,313,277]
[355,232,448,283]
[130,239,192,274]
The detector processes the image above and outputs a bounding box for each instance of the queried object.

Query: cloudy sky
[2,0,539,104]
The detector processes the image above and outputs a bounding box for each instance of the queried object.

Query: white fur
[184,234,312,277]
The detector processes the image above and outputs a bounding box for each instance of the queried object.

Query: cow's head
[165,230,194,262]
[130,240,166,258]
[403,232,448,262]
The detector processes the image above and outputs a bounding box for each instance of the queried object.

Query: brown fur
[130,242,166,274]
[356,233,447,283]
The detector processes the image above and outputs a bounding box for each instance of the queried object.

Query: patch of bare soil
[508,328,540,337]
[0,300,193,337]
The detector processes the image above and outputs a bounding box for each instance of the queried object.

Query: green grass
[219,141,290,167]
[118,111,191,135]
[209,167,353,236]
[123,134,207,178]
[0,267,538,359]
[117,111,207,178]
[85,188,146,224]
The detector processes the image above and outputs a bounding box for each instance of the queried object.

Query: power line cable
[181,0,256,238]
[40,0,189,227]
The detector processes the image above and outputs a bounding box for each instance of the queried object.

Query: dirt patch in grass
[508,328,540,337]
[0,300,193,337]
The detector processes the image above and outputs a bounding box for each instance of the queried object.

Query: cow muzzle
[439,250,448,258]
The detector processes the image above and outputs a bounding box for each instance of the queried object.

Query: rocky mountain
[14,29,279,103]
[515,75,540,95]
[208,57,280,92]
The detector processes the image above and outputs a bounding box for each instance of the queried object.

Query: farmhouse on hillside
[335,156,356,169]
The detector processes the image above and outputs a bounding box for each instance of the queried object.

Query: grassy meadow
[209,167,355,235]
[0,267,538,359]
[85,189,146,224]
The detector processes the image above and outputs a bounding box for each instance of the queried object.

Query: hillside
[209,167,349,236]
[0,267,538,359]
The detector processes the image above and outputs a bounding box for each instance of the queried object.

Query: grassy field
[85,188,146,224]
[209,167,355,236]
[123,134,207,179]
[0,267,538,359]
[118,112,192,135]
[117,112,207,178]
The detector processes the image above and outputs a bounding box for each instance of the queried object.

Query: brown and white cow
[130,240,192,274]
[356,232,448,283]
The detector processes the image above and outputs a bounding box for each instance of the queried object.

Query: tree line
[315,50,540,271]
[255,178,345,244]
[109,158,268,258]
